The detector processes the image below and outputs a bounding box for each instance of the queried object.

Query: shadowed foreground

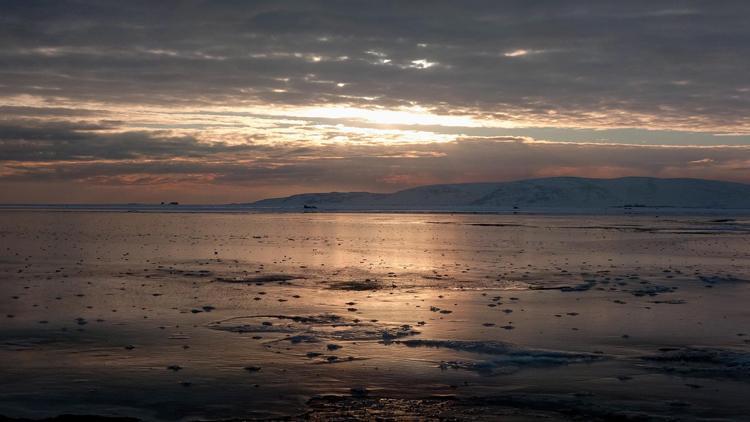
[1,212,749,421]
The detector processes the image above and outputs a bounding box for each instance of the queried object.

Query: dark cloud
[1,1,750,203]
[0,106,102,117]
[3,136,749,202]
[0,120,267,161]
[1,1,749,129]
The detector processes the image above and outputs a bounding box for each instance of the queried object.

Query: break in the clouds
[1,0,749,202]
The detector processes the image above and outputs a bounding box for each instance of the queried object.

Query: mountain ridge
[246,177,750,210]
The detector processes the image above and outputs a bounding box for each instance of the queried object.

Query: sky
[1,0,750,203]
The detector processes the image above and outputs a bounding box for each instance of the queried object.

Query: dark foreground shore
[1,212,749,421]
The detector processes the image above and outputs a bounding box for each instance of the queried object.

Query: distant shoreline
[1,204,750,217]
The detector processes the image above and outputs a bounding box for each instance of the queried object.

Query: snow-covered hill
[247,177,750,211]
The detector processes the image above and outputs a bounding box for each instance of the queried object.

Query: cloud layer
[1,1,749,202]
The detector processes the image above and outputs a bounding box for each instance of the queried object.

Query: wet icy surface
[1,211,750,420]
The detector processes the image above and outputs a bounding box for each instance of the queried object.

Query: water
[1,211,750,420]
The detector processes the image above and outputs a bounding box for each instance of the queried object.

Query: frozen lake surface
[1,211,750,420]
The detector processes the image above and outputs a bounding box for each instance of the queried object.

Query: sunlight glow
[410,59,436,69]
[295,106,480,127]
[504,49,529,57]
